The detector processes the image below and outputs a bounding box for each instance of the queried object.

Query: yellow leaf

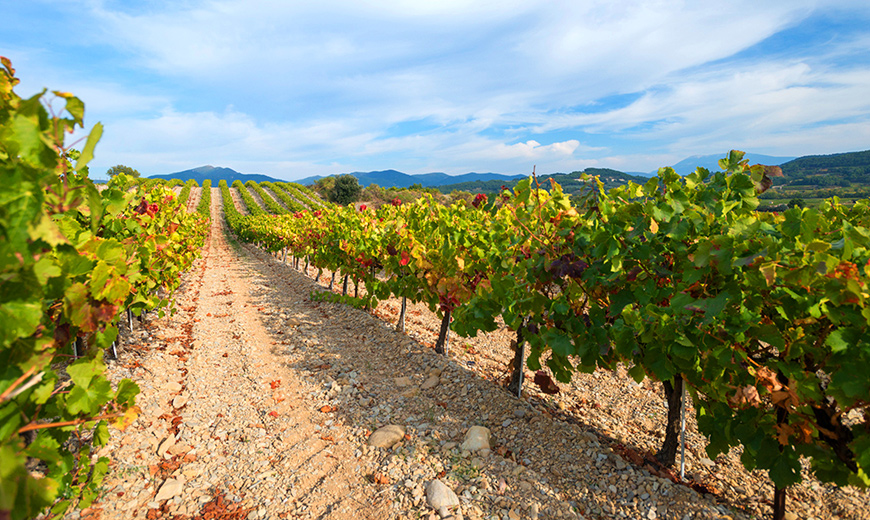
[456,257,465,270]
[650,219,659,234]
[760,262,777,286]
[112,406,140,431]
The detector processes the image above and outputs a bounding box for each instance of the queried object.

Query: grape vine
[0,58,207,519]
[223,155,869,519]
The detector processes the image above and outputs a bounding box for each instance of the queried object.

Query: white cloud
[8,0,870,177]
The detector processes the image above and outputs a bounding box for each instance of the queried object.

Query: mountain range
[150,151,870,189]
[149,165,283,184]
[292,170,526,188]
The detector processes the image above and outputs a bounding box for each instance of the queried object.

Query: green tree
[328,174,361,205]
[106,164,141,178]
[787,198,806,208]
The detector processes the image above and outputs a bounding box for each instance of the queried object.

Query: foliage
[0,57,206,519]
[232,179,265,216]
[281,182,326,209]
[225,151,870,517]
[286,182,329,208]
[197,179,212,218]
[105,164,140,178]
[178,179,198,207]
[777,149,870,188]
[263,182,305,212]
[328,175,361,205]
[308,290,370,309]
[312,176,335,199]
[247,181,287,215]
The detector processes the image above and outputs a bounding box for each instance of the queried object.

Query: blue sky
[3,0,869,180]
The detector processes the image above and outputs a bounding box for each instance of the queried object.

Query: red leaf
[533,371,560,394]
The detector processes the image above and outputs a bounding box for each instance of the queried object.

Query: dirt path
[275,184,315,211]
[228,187,250,215]
[93,195,390,519]
[185,187,201,213]
[262,186,291,212]
[245,186,269,213]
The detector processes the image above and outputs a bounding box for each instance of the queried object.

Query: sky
[3,0,870,181]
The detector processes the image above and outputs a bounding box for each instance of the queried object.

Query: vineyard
[2,57,869,520]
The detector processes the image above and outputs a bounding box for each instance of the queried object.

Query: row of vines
[224,154,869,519]
[1,59,207,518]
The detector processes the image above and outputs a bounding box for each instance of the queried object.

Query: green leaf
[0,301,42,346]
[826,329,849,353]
[9,94,47,165]
[806,240,831,252]
[66,377,112,415]
[75,122,103,172]
[768,450,803,488]
[115,379,140,406]
[94,421,110,446]
[25,434,62,463]
[703,291,730,325]
[66,359,103,389]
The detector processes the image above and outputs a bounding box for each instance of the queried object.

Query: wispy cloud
[3,0,869,177]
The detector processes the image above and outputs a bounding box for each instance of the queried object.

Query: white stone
[367,425,406,448]
[172,395,188,408]
[154,479,182,502]
[425,479,460,511]
[460,426,491,452]
[157,435,176,458]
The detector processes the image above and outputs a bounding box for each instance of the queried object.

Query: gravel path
[82,198,869,520]
[262,187,292,212]
[245,186,269,212]
[229,187,250,215]
[88,196,390,519]
[185,187,201,213]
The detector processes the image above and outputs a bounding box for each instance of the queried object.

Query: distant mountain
[665,153,796,176]
[294,170,525,188]
[149,165,282,184]
[776,149,870,187]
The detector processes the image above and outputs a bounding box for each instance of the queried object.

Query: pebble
[156,435,176,458]
[426,479,460,511]
[421,375,441,389]
[367,425,406,448]
[154,479,182,502]
[460,426,491,452]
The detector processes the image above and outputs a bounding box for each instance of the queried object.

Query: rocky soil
[185,187,201,213]
[77,195,868,520]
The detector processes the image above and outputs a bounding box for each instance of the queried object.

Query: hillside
[776,149,870,187]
